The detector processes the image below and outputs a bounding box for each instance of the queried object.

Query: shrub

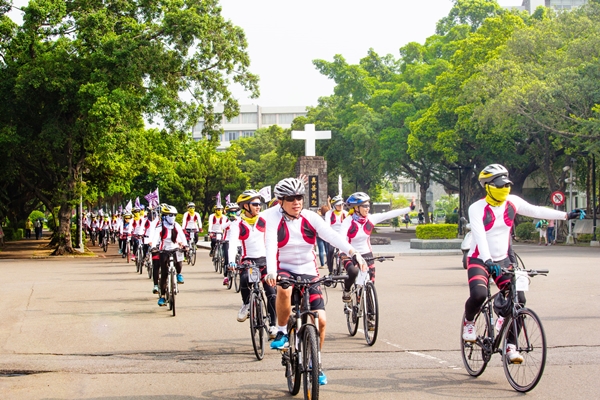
[390,217,399,227]
[415,224,458,239]
[445,213,459,224]
[576,233,592,242]
[175,213,183,225]
[515,222,536,240]
[3,227,14,241]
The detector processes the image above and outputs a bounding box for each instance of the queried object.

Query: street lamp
[564,163,575,245]
[592,154,598,245]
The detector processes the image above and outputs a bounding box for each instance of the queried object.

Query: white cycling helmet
[479,164,513,188]
[274,178,305,199]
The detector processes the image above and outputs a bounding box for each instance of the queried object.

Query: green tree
[0,0,258,254]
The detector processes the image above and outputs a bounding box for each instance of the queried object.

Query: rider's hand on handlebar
[265,273,277,287]
[567,209,586,220]
[227,262,236,270]
[352,252,368,272]
[484,259,501,277]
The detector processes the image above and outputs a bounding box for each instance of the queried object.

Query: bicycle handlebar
[501,267,549,277]
[276,274,348,290]
[363,255,395,262]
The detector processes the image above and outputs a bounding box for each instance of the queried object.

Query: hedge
[445,213,459,224]
[515,222,536,241]
[415,224,458,239]
[2,227,24,241]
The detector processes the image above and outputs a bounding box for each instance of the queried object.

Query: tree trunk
[52,202,74,255]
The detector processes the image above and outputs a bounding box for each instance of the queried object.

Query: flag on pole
[144,188,160,208]
[338,175,343,197]
[125,200,132,213]
[216,192,222,208]
[258,186,271,202]
[225,194,230,204]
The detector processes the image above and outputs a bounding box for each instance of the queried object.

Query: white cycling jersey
[228,216,266,262]
[467,195,567,262]
[263,205,354,276]
[208,213,226,234]
[182,212,202,231]
[340,207,412,255]
[324,209,348,234]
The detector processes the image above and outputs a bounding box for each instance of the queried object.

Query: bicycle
[160,248,184,317]
[185,229,197,266]
[134,235,145,274]
[101,229,109,253]
[237,261,271,360]
[211,233,224,274]
[344,255,394,346]
[329,247,344,288]
[226,248,242,291]
[277,274,346,400]
[460,265,548,392]
[90,229,97,247]
[145,251,153,279]
[121,234,131,263]
[110,229,117,244]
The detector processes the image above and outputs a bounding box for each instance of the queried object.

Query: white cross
[291,124,331,157]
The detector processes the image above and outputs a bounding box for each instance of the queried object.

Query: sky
[8,0,524,107]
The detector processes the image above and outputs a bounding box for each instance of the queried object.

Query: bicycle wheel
[234,269,241,293]
[102,237,108,252]
[169,273,176,316]
[126,243,130,264]
[302,324,320,400]
[137,250,144,274]
[91,233,96,247]
[363,282,379,346]
[460,308,491,377]
[226,269,233,290]
[190,246,196,266]
[286,325,301,395]
[147,259,153,279]
[249,292,266,360]
[345,287,359,336]
[502,308,546,392]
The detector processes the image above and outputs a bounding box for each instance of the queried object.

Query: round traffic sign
[551,191,565,206]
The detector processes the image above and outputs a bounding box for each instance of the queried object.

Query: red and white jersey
[228,216,266,262]
[150,222,188,251]
[100,220,111,230]
[222,216,239,242]
[208,213,226,233]
[468,195,566,262]
[324,209,348,234]
[90,219,99,230]
[182,212,202,231]
[111,219,120,231]
[340,207,412,255]
[131,217,147,236]
[119,220,133,236]
[263,205,354,276]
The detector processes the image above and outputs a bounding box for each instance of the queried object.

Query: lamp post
[592,154,598,246]
[564,161,575,245]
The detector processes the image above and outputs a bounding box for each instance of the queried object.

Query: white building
[192,104,307,149]
[507,0,588,13]
[391,176,448,216]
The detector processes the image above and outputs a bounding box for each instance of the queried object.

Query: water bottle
[495,316,505,333]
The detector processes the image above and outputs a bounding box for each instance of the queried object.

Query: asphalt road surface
[1,240,599,399]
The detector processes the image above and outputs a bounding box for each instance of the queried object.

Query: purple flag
[144,188,160,208]
[225,194,230,204]
[135,197,141,209]
[216,192,221,207]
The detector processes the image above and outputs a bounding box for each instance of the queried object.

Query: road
[0,240,599,399]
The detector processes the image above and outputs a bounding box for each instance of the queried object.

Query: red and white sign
[550,191,566,206]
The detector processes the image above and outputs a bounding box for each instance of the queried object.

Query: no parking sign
[550,191,566,206]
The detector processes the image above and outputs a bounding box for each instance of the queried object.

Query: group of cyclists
[81,163,585,391]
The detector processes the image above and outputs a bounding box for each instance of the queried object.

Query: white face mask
[165,215,175,225]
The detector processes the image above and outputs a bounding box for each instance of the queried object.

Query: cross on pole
[291,124,331,157]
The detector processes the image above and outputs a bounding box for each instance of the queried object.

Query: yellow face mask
[133,212,140,221]
[188,208,195,216]
[485,185,511,206]
[215,210,222,217]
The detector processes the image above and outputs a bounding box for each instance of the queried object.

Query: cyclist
[263,177,366,386]
[146,206,163,294]
[90,214,99,242]
[130,207,147,262]
[182,202,203,247]
[208,204,226,257]
[462,164,584,363]
[119,212,133,258]
[227,191,277,336]
[99,215,111,247]
[340,192,414,302]
[222,202,240,286]
[151,204,188,307]
[323,195,348,274]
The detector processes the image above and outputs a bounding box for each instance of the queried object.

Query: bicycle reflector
[493,291,512,317]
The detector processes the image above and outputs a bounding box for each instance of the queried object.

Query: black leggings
[240,257,277,326]
[326,243,335,274]
[159,252,182,296]
[464,257,526,321]
[222,241,229,277]
[343,252,375,289]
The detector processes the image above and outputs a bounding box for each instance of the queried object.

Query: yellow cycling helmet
[237,190,261,206]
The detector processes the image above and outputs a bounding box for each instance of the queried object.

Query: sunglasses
[283,195,304,202]
[188,207,195,209]
[490,182,511,188]
[249,202,262,207]
[359,204,371,208]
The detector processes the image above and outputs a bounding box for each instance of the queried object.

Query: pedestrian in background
[25,218,33,239]
[34,218,41,239]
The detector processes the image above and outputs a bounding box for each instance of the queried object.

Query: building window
[241,113,257,124]
[225,115,240,124]
[402,182,416,193]
[241,131,255,138]
[223,131,239,142]
[262,114,277,125]
[278,113,295,124]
